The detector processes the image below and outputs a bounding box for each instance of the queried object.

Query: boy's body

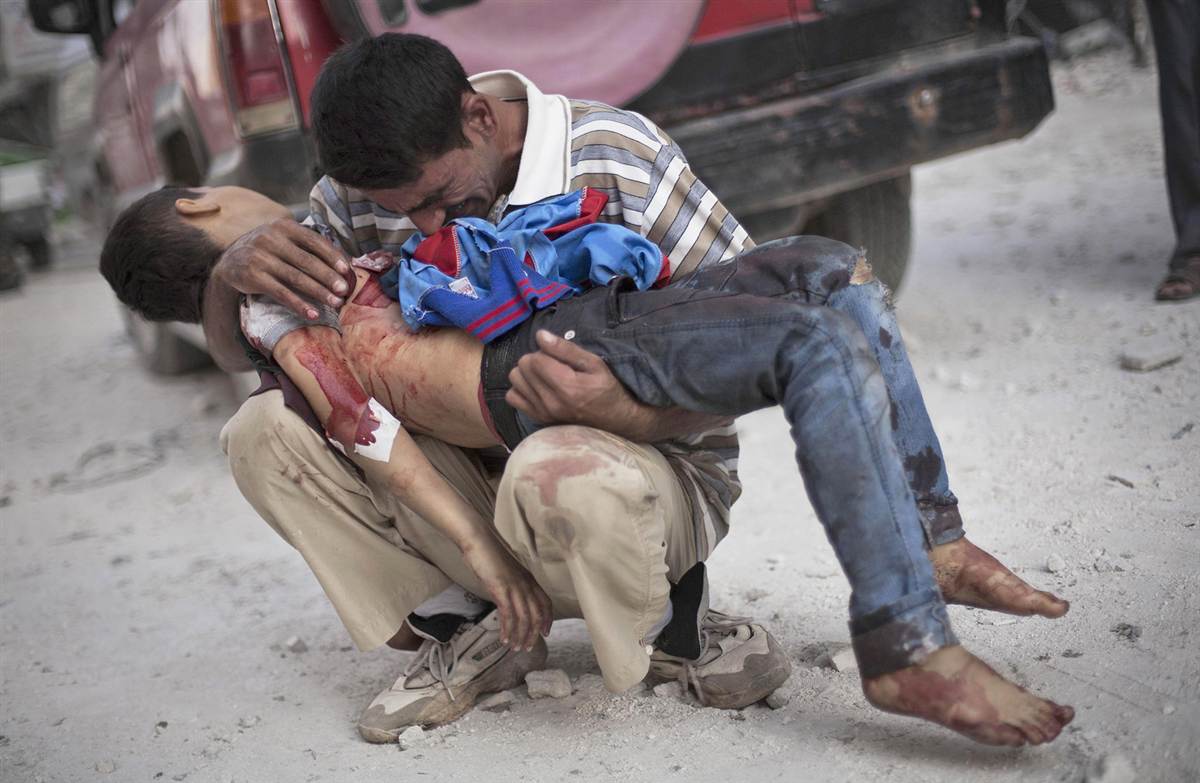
[103,184,1075,747]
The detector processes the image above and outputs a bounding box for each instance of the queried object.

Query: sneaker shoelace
[676,610,752,707]
[404,635,460,702]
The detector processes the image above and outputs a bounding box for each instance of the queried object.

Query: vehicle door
[94,0,157,199]
[321,0,704,105]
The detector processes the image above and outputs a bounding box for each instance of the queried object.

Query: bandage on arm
[270,325,499,555]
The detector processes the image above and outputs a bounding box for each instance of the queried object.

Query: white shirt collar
[469,69,572,208]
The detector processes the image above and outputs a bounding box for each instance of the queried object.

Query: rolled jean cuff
[917,499,965,547]
[849,589,958,678]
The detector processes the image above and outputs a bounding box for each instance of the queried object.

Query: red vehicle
[31,0,1053,372]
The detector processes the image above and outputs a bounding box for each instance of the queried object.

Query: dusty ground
[2,51,1197,783]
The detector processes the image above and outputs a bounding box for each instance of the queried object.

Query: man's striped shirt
[305,73,753,557]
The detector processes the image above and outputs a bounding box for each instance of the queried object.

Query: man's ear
[461,92,497,139]
[175,197,221,217]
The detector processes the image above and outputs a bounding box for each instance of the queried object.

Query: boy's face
[175,186,293,248]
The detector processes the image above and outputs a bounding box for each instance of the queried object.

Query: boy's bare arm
[203,220,353,372]
[271,325,551,651]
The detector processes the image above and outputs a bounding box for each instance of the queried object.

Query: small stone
[573,673,606,694]
[525,669,572,699]
[1084,753,1136,783]
[653,681,683,700]
[1094,554,1125,573]
[1046,553,1067,573]
[397,725,425,750]
[829,646,858,673]
[1110,623,1142,642]
[1162,704,1176,715]
[1120,336,1183,372]
[284,636,308,654]
[95,760,117,774]
[237,715,260,729]
[1062,649,1084,658]
[764,690,790,710]
[477,690,516,712]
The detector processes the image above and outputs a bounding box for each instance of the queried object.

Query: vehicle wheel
[0,248,23,291]
[122,309,212,375]
[805,172,912,292]
[24,236,53,270]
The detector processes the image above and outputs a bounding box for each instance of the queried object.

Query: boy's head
[100,186,291,323]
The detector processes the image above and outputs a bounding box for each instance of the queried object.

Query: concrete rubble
[524,669,572,699]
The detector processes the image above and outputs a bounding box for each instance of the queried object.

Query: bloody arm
[271,325,552,650]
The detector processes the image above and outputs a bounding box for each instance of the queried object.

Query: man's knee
[502,426,657,539]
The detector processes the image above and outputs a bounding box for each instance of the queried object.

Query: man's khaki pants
[219,390,700,691]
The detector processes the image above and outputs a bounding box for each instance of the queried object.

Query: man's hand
[506,330,639,431]
[460,536,552,652]
[506,330,733,442]
[212,218,353,320]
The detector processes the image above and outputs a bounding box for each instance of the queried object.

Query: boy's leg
[526,285,1072,744]
[679,236,961,543]
[682,238,1068,619]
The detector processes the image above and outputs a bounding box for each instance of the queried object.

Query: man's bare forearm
[202,274,253,372]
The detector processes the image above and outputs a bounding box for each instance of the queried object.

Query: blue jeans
[489,237,960,676]
[678,236,965,546]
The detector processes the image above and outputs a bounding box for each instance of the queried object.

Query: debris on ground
[764,690,791,710]
[829,646,858,673]
[1084,753,1136,783]
[477,690,516,713]
[1105,474,1135,489]
[1170,422,1194,440]
[653,681,684,700]
[284,636,307,654]
[525,669,572,699]
[1119,336,1184,372]
[1111,623,1142,642]
[396,725,425,751]
[1046,553,1068,573]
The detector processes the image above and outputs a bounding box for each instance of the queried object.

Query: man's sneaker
[357,609,547,743]
[649,563,791,709]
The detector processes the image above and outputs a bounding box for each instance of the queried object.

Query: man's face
[176,186,293,248]
[363,135,503,237]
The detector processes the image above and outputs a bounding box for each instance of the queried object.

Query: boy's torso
[340,269,496,449]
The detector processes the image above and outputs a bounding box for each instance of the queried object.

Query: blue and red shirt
[375,189,669,342]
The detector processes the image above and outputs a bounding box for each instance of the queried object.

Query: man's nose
[412,208,446,236]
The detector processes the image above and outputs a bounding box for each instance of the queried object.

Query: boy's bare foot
[862,645,1074,746]
[931,537,1069,618]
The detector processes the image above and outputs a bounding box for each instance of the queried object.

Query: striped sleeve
[302,176,420,256]
[568,102,753,280]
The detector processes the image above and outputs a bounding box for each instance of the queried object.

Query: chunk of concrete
[397,725,425,750]
[525,669,572,699]
[764,690,790,710]
[1120,336,1183,372]
[1085,753,1136,783]
[284,635,308,654]
[829,646,858,673]
[653,681,684,700]
[477,690,516,712]
[1046,553,1067,573]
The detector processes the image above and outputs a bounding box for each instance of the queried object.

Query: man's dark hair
[99,187,222,323]
[311,33,473,189]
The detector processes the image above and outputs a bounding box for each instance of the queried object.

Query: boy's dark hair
[311,33,473,189]
[99,187,222,323]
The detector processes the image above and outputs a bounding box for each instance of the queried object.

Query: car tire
[805,172,913,292]
[24,236,52,269]
[122,309,212,375]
